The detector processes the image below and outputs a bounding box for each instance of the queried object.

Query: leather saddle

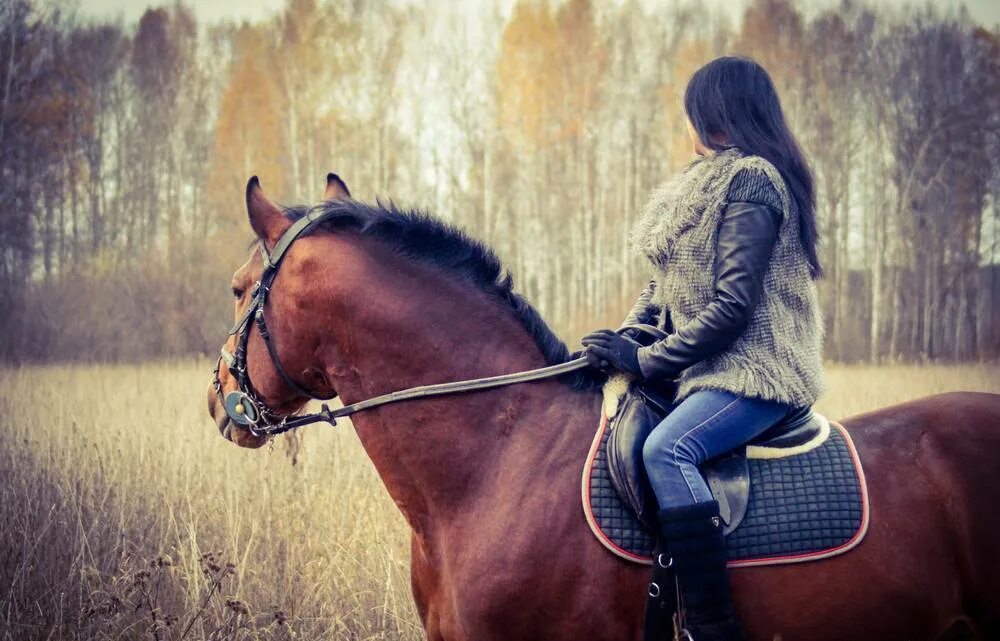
[605,324,826,535]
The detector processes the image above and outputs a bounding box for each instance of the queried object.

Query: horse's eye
[232,287,244,299]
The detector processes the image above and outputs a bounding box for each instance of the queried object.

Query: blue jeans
[642,389,792,510]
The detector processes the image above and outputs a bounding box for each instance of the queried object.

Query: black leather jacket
[624,170,783,380]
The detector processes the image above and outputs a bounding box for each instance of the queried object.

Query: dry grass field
[1,361,998,640]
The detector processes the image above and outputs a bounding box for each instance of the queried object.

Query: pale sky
[74,0,1000,29]
[77,0,288,24]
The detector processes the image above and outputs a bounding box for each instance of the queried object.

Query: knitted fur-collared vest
[630,146,824,407]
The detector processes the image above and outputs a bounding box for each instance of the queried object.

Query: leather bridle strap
[253,304,329,399]
[241,324,668,437]
[223,208,338,406]
[262,207,332,270]
[256,355,593,435]
[225,210,327,339]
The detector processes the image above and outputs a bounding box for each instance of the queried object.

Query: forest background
[1,0,998,364]
[2,2,999,639]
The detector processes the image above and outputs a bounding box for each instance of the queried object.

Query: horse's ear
[323,173,351,200]
[246,176,290,246]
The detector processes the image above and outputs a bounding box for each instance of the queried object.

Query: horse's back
[838,390,994,433]
[841,391,1000,637]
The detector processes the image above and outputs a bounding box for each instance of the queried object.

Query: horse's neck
[318,243,596,533]
[347,376,588,533]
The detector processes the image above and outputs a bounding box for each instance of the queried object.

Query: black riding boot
[658,500,745,641]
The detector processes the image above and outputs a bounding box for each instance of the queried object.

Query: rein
[217,205,649,439]
[217,354,591,437]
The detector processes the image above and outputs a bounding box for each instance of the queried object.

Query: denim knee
[642,429,667,472]
[643,422,701,472]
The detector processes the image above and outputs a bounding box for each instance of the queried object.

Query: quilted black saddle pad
[582,412,870,567]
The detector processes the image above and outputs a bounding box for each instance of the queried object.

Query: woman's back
[633,147,824,407]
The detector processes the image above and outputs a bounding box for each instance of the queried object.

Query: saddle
[605,324,827,535]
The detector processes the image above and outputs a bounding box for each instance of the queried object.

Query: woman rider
[581,56,825,641]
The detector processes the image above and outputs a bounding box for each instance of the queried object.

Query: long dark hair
[684,56,822,279]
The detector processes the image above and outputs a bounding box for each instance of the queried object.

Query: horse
[207,174,1000,641]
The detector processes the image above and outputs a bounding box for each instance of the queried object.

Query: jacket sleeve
[635,168,783,380]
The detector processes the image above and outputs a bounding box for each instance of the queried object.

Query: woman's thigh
[644,389,790,466]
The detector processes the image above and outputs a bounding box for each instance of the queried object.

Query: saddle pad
[581,413,870,567]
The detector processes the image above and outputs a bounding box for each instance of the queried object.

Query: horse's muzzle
[207,384,234,441]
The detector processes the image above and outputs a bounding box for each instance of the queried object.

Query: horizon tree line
[0,0,997,363]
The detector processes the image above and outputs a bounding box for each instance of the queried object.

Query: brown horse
[207,175,1000,641]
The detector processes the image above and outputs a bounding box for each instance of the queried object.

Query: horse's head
[207,174,352,448]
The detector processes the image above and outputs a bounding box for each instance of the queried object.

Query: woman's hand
[580,329,642,376]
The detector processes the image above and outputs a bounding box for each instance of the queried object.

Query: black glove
[580,329,642,376]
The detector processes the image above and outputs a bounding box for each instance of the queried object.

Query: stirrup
[672,621,694,641]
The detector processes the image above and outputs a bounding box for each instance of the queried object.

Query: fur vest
[630,147,825,407]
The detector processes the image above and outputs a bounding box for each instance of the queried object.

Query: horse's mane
[281,199,604,392]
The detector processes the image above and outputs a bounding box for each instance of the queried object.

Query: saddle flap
[605,383,673,531]
[703,452,750,535]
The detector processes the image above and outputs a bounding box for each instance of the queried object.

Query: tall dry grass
[1,361,998,640]
[0,361,418,640]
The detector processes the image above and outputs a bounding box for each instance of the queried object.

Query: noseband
[216,205,594,439]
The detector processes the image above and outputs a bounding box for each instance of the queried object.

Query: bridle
[214,205,595,439]
[213,207,338,437]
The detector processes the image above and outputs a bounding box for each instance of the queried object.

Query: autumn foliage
[0,0,997,363]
